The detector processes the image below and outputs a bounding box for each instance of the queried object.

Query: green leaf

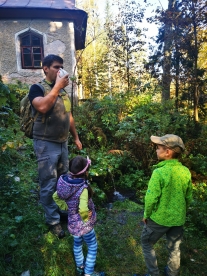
[15,216,23,223]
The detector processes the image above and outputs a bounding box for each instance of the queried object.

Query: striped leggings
[73,229,98,275]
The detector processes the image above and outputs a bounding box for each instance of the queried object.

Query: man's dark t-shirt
[28,83,54,104]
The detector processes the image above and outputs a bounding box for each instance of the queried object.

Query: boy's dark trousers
[141,218,183,276]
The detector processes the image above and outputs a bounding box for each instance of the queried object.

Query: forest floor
[0,134,207,276]
[1,186,207,276]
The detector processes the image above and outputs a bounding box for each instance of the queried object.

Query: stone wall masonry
[0,19,77,97]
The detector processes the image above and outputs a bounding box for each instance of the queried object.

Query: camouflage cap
[150,134,185,153]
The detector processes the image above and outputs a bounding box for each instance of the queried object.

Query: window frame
[19,30,44,69]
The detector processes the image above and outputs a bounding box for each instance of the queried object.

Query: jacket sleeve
[144,169,162,219]
[185,178,193,209]
[79,188,89,222]
[52,191,68,211]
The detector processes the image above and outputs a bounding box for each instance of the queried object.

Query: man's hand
[55,73,69,89]
[74,138,82,150]
[142,218,148,224]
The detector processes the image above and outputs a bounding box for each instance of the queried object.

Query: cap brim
[150,136,164,145]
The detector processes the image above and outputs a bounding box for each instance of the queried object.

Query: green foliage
[185,137,207,156]
[116,99,192,143]
[0,77,19,127]
[114,99,196,172]
[0,170,46,275]
[0,79,29,146]
[112,199,143,212]
[0,76,10,107]
[118,170,148,190]
[73,96,126,148]
[1,83,207,274]
[187,182,207,232]
[90,182,108,206]
[73,94,207,190]
[188,154,207,176]
[147,0,207,120]
[7,81,29,115]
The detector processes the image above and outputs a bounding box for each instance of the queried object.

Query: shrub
[187,182,207,232]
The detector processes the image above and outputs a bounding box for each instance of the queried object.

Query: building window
[20,31,44,69]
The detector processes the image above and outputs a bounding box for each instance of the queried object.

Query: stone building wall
[0,19,77,95]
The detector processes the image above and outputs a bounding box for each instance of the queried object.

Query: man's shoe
[50,223,65,239]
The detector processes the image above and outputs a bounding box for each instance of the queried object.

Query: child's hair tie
[70,156,91,176]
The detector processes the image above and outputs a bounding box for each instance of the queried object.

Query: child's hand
[88,210,92,219]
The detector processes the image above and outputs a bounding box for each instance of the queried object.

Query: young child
[140,134,193,276]
[53,156,105,276]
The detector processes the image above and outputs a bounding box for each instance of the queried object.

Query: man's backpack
[20,83,45,139]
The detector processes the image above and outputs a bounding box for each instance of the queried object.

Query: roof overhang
[0,7,87,50]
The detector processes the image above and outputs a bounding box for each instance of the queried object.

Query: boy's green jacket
[144,159,193,227]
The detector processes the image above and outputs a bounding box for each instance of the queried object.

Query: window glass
[24,55,32,67]
[32,36,41,46]
[23,48,31,54]
[34,60,41,67]
[33,47,41,53]
[21,35,30,46]
[20,31,44,69]
[33,54,42,61]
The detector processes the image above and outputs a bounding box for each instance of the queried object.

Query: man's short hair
[42,55,63,68]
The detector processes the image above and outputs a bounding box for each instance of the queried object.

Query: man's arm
[32,74,69,114]
[69,113,82,150]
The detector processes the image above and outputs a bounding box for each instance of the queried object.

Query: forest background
[0,0,207,275]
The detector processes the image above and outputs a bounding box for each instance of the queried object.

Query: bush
[187,182,207,232]
[7,81,29,115]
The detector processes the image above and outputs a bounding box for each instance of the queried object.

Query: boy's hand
[142,218,148,224]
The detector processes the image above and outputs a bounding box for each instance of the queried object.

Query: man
[29,54,82,238]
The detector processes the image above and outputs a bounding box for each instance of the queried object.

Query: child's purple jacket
[57,174,96,236]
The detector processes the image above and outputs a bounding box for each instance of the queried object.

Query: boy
[141,134,192,276]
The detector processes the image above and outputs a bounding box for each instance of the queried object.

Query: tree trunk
[192,1,199,122]
[162,0,176,101]
[175,44,179,110]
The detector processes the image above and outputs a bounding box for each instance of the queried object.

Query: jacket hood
[57,174,87,200]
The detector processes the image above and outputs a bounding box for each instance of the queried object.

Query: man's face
[43,61,63,82]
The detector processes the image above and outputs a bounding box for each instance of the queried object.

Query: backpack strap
[36,82,45,94]
[33,82,46,123]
